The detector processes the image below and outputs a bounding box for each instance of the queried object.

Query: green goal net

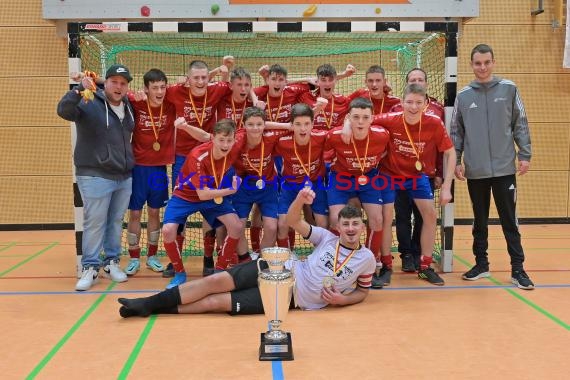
[77,31,447,260]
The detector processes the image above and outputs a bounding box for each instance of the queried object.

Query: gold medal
[357,175,369,186]
[255,179,265,189]
[415,160,423,171]
[322,276,335,289]
[152,141,161,151]
[214,197,223,204]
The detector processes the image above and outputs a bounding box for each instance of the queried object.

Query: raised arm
[286,187,315,238]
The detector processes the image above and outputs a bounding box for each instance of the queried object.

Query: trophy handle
[257,258,266,273]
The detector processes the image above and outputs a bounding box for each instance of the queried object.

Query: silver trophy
[257,247,295,361]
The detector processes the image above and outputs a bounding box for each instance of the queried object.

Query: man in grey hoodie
[58,64,135,291]
[450,44,534,290]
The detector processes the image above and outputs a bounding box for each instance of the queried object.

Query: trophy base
[259,333,294,361]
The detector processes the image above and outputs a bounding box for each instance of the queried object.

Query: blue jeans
[76,176,132,268]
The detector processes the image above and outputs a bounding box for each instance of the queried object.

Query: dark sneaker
[462,265,490,281]
[401,254,416,273]
[374,267,392,287]
[418,267,445,286]
[511,270,535,290]
[162,263,175,278]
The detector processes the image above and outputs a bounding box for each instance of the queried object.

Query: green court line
[25,282,118,379]
[0,242,58,277]
[454,254,570,331]
[118,315,158,379]
[0,242,16,253]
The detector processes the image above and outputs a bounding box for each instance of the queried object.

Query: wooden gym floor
[0,224,569,380]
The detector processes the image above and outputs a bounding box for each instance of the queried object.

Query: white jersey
[286,226,376,310]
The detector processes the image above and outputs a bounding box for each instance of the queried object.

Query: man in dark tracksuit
[450,44,534,290]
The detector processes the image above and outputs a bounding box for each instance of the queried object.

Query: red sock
[203,231,216,258]
[216,236,240,270]
[366,229,383,262]
[277,238,289,249]
[380,254,393,270]
[330,228,340,236]
[250,226,262,253]
[176,234,185,253]
[288,228,296,250]
[420,255,432,270]
[147,244,158,257]
[128,247,141,259]
[164,241,184,273]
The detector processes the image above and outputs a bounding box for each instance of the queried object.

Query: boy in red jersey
[166,60,233,262]
[325,97,390,274]
[275,103,329,248]
[298,64,351,131]
[161,119,245,289]
[125,69,176,276]
[373,83,455,286]
[232,107,283,255]
[216,67,255,129]
[348,65,400,115]
[390,68,445,272]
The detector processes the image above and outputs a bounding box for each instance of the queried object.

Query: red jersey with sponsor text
[374,112,452,178]
[325,126,389,175]
[234,129,282,181]
[254,84,310,122]
[298,91,351,131]
[216,95,253,129]
[129,97,176,166]
[275,130,327,183]
[348,88,401,116]
[166,82,232,156]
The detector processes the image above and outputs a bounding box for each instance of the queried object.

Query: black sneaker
[462,265,490,281]
[374,267,392,287]
[371,266,384,289]
[418,267,445,286]
[401,254,416,273]
[511,270,535,290]
[162,263,175,278]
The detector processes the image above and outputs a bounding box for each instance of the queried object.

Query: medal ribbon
[209,148,228,191]
[350,133,370,176]
[146,100,163,144]
[402,115,422,163]
[244,139,265,179]
[333,242,357,275]
[188,88,208,127]
[231,97,246,128]
[266,93,284,122]
[293,137,312,180]
[370,94,385,116]
[321,96,335,129]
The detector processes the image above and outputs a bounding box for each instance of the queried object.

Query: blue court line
[2,284,570,297]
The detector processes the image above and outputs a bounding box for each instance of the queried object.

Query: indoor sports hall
[1,1,569,379]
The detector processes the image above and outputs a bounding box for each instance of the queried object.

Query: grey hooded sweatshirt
[450,77,531,179]
[57,85,135,181]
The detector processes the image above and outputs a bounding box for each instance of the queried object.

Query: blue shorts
[128,165,169,210]
[327,169,390,206]
[278,182,328,216]
[382,173,433,204]
[163,195,237,230]
[172,154,187,191]
[232,178,279,219]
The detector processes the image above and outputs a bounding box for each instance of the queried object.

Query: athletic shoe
[166,272,187,289]
[511,270,535,290]
[400,253,416,273]
[418,267,445,286]
[462,265,490,281]
[162,263,175,278]
[371,267,392,288]
[125,259,140,276]
[146,256,164,272]
[76,267,99,291]
[103,260,127,283]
